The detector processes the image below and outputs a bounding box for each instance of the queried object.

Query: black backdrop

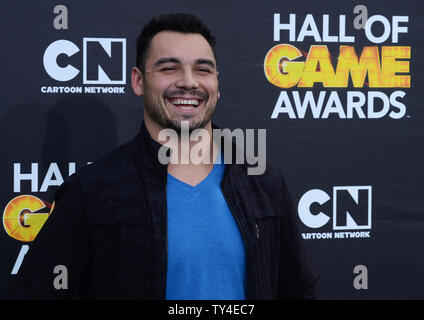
[1,0,423,299]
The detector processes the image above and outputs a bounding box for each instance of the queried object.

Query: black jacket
[8,123,318,299]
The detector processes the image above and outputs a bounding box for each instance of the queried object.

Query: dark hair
[136,13,216,72]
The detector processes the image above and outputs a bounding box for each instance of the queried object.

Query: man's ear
[131,67,144,96]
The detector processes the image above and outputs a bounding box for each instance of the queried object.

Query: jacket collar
[132,121,242,185]
[132,121,169,185]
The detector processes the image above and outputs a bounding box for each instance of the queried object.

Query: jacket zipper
[221,187,252,299]
[255,223,260,243]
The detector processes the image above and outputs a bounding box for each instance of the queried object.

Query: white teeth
[170,98,199,106]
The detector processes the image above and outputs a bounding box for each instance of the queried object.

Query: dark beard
[144,89,215,133]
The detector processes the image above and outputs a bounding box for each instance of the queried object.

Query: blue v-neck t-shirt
[165,161,246,300]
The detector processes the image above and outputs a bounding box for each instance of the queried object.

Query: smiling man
[8,13,318,300]
[135,31,219,132]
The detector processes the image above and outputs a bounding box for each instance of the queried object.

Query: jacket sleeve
[7,174,90,300]
[276,173,319,300]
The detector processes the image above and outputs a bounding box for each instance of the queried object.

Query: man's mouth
[169,98,201,108]
[166,97,204,114]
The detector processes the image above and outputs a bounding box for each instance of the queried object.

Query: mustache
[163,89,209,101]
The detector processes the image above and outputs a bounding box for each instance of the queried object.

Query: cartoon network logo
[41,38,126,94]
[298,186,372,240]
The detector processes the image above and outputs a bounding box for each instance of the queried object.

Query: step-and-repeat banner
[1,0,423,299]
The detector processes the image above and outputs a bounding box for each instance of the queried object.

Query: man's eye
[161,67,175,71]
[197,68,211,73]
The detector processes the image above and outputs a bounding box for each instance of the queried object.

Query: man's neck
[144,115,219,186]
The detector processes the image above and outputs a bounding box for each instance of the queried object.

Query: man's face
[134,31,219,132]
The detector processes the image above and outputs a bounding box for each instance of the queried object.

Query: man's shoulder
[227,162,291,203]
[71,137,139,190]
[231,162,287,189]
[52,135,151,224]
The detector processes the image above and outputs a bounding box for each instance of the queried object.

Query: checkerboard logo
[298,186,372,231]
[43,38,126,84]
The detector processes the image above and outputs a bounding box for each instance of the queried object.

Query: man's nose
[175,69,199,89]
